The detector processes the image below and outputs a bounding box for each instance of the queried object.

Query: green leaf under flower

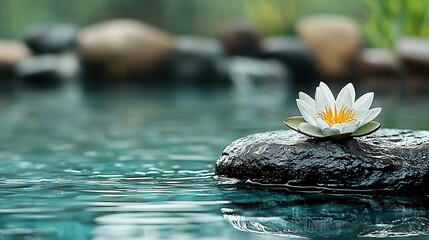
[351,121,381,137]
[284,116,381,139]
[283,116,305,132]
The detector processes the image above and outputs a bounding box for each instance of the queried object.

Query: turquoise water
[0,89,428,240]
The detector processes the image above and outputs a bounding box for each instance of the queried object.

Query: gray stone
[216,129,429,195]
[23,24,77,55]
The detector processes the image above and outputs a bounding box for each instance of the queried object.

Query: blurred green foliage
[363,0,429,49]
[0,0,364,38]
[0,0,428,49]
[245,0,297,35]
[0,0,243,37]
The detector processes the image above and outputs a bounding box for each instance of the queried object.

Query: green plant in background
[245,0,297,35]
[364,0,429,49]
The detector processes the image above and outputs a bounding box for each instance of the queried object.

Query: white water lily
[284,82,381,139]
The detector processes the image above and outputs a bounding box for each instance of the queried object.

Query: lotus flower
[284,82,381,139]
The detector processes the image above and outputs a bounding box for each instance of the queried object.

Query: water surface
[0,89,428,240]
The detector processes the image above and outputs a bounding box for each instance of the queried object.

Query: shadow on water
[217,183,429,239]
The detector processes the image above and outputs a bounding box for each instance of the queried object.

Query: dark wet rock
[262,36,318,93]
[216,129,429,195]
[218,22,264,58]
[23,24,77,54]
[297,15,361,77]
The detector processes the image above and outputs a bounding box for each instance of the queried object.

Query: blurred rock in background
[0,1,427,98]
[168,36,227,88]
[397,37,429,94]
[262,36,318,93]
[23,24,77,55]
[358,48,403,95]
[297,15,361,88]
[219,22,264,58]
[224,57,289,104]
[16,24,80,92]
[78,19,175,90]
[0,41,30,92]
[15,54,79,90]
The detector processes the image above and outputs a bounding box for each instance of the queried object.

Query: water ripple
[0,92,428,239]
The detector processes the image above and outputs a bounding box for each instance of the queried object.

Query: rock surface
[216,129,429,195]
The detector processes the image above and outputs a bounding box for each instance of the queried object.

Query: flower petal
[333,123,343,132]
[341,122,360,134]
[344,83,356,102]
[315,87,333,113]
[319,82,335,109]
[360,107,382,127]
[298,122,326,138]
[315,87,323,112]
[354,92,374,111]
[336,86,353,109]
[315,117,329,130]
[296,99,317,127]
[355,109,369,124]
[321,127,342,136]
[299,92,315,109]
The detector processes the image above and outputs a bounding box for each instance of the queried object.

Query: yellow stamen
[318,105,356,127]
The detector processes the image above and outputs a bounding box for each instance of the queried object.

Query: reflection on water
[219,185,429,239]
[0,88,428,239]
